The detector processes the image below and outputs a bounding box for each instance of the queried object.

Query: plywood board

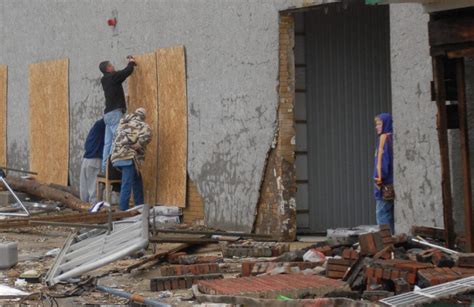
[0,65,7,167]
[29,59,69,185]
[156,46,187,207]
[128,53,159,204]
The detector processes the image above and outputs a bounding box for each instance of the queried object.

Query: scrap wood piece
[155,228,275,239]
[0,210,138,230]
[156,46,187,207]
[128,52,159,204]
[1,176,88,211]
[29,58,69,185]
[411,225,446,241]
[125,243,190,272]
[0,65,6,167]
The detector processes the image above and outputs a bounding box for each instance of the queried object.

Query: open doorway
[294,1,392,233]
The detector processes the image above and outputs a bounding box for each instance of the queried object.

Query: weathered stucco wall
[0,0,336,232]
[390,4,444,234]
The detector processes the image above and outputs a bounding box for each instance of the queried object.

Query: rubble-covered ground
[2,211,474,306]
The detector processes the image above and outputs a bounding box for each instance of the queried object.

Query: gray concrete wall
[390,4,444,234]
[0,0,336,232]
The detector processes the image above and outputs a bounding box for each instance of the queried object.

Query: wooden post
[456,58,474,252]
[433,56,456,248]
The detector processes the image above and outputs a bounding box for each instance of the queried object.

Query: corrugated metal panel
[304,2,391,232]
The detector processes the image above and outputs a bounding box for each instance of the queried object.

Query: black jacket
[101,62,136,114]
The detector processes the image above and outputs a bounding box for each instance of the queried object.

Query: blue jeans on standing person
[102,109,123,171]
[376,199,394,234]
[116,163,144,211]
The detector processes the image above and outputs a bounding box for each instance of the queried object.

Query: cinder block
[0,242,17,269]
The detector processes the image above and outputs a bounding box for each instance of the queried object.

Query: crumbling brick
[393,278,410,294]
[197,273,347,299]
[150,273,223,291]
[159,263,220,276]
[222,242,290,258]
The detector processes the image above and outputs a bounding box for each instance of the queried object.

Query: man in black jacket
[99,56,136,172]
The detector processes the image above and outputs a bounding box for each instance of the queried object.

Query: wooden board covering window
[29,59,69,185]
[0,65,7,167]
[156,46,187,207]
[128,53,159,204]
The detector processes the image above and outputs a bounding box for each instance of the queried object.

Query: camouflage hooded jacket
[110,109,152,165]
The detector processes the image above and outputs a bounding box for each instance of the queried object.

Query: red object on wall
[107,18,117,27]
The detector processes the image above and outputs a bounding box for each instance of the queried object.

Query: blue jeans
[117,164,144,211]
[102,109,123,171]
[376,199,394,234]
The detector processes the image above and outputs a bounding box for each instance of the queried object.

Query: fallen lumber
[125,243,190,272]
[2,176,88,211]
[155,228,275,239]
[0,210,138,229]
[411,225,446,241]
[150,237,220,244]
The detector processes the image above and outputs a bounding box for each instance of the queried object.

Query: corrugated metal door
[304,2,391,232]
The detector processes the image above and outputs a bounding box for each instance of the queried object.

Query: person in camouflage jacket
[111,107,152,210]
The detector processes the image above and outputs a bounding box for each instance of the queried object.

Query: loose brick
[457,253,474,268]
[359,232,384,256]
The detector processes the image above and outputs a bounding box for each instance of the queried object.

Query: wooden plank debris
[29,59,69,185]
[128,53,159,204]
[0,208,138,229]
[156,46,187,207]
[0,65,6,167]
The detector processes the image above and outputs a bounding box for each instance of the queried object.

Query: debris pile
[2,181,474,306]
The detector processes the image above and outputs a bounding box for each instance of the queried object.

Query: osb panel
[128,53,159,204]
[29,59,69,185]
[0,65,7,167]
[156,46,187,207]
[182,177,204,224]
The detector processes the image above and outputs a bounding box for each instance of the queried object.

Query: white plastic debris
[303,249,326,263]
[45,248,61,257]
[0,285,30,298]
[14,279,27,288]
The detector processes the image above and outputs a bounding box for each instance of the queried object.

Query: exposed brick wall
[254,13,296,241]
[182,177,205,224]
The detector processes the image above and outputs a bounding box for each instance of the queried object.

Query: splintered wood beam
[456,58,474,252]
[1,176,89,211]
[433,56,455,249]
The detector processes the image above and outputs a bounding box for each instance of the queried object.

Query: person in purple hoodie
[374,113,394,233]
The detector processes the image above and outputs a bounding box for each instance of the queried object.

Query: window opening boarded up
[29,59,69,185]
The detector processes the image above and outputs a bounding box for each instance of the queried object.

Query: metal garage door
[302,2,392,233]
